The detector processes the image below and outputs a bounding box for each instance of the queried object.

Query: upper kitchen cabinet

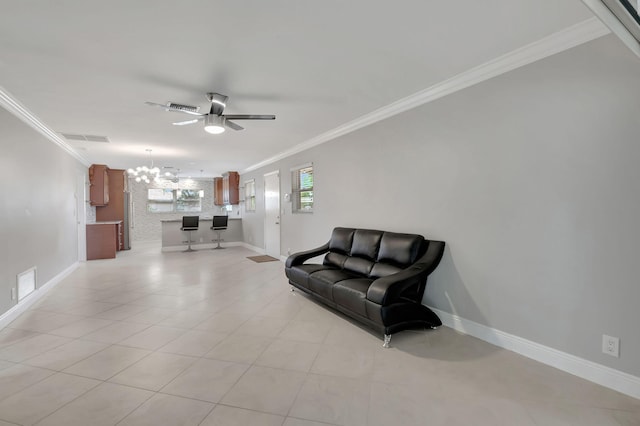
[214,177,224,206]
[214,172,239,205]
[89,164,110,206]
[223,171,239,205]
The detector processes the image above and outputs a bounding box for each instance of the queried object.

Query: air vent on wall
[60,133,110,143]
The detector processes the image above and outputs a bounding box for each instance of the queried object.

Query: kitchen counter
[160,217,242,223]
[161,217,242,251]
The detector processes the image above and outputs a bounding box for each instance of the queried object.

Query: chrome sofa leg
[383,334,391,348]
[290,287,295,292]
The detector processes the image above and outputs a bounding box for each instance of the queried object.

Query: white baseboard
[0,262,79,330]
[429,306,640,400]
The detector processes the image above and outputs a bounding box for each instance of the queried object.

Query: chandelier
[128,149,161,183]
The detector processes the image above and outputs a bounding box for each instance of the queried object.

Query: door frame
[263,170,281,259]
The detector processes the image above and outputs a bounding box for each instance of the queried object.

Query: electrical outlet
[602,334,620,357]
[287,248,291,255]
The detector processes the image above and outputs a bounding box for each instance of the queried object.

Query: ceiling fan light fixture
[204,115,225,134]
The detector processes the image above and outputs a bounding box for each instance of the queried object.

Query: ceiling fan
[145,92,275,134]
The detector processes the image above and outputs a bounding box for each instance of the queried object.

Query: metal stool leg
[212,230,226,250]
[183,230,196,252]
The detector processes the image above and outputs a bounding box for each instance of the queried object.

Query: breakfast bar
[161,217,242,251]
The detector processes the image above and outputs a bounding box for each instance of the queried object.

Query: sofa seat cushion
[287,264,331,289]
[333,278,373,317]
[309,269,361,301]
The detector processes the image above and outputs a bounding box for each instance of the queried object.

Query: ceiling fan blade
[144,101,204,116]
[172,118,202,126]
[223,114,276,120]
[224,120,244,131]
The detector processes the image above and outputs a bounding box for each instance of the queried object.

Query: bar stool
[181,216,199,252]
[210,215,228,249]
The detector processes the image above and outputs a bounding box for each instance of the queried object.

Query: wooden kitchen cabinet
[89,164,110,206]
[96,169,127,250]
[86,222,120,260]
[223,171,239,205]
[214,177,224,206]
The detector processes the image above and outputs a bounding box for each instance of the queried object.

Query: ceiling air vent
[60,133,110,143]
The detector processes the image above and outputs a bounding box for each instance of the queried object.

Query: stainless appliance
[123,191,131,250]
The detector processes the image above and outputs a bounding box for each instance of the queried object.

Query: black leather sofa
[285,227,445,347]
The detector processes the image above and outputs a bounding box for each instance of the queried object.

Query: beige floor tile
[221,365,307,416]
[0,333,72,362]
[47,317,114,338]
[63,345,151,380]
[125,307,176,324]
[612,409,640,425]
[310,345,375,379]
[162,358,249,403]
[118,392,214,426]
[118,325,184,350]
[109,351,196,391]
[65,301,120,316]
[194,312,251,333]
[234,316,290,338]
[289,374,370,426]
[81,321,150,344]
[372,346,443,386]
[0,360,15,371]
[367,381,445,426]
[283,418,338,426]
[523,400,625,426]
[22,339,108,371]
[92,304,149,321]
[158,329,227,357]
[157,310,215,329]
[204,334,272,364]
[323,322,382,350]
[200,405,285,426]
[0,328,37,349]
[0,372,100,425]
[35,382,153,426]
[8,311,80,333]
[255,339,321,372]
[278,320,332,344]
[0,364,54,401]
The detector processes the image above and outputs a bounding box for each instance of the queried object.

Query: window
[245,179,256,212]
[292,163,313,213]
[147,188,204,213]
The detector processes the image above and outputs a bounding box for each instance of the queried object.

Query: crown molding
[0,87,90,167]
[581,0,640,57]
[243,17,610,174]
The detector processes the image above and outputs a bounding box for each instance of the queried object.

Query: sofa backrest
[323,227,425,278]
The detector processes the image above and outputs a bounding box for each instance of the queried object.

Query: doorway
[263,170,280,259]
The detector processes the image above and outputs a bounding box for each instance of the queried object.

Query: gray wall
[241,35,640,377]
[0,107,86,316]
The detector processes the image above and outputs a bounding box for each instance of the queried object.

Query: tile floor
[0,242,639,425]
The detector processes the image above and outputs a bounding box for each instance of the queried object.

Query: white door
[264,171,280,258]
[76,173,87,261]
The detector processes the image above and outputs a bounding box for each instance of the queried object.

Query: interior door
[264,171,281,258]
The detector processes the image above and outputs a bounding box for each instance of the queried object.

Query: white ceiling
[0,0,594,177]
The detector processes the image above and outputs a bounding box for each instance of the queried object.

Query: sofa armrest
[367,240,445,305]
[285,242,330,268]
